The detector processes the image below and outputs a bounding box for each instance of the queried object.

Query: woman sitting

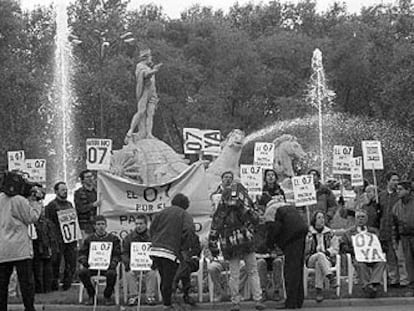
[305,211,339,302]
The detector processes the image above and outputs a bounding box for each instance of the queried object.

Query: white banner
[351,156,364,187]
[24,159,46,183]
[130,242,152,271]
[57,209,82,243]
[183,128,221,156]
[253,143,275,169]
[98,162,214,241]
[332,145,354,175]
[86,139,112,170]
[8,150,25,171]
[292,175,317,207]
[361,141,383,170]
[351,232,386,263]
[240,165,263,197]
[88,241,113,270]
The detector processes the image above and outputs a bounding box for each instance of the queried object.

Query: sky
[20,0,395,17]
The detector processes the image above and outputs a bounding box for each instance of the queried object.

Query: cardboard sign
[253,143,275,169]
[86,139,112,170]
[292,175,317,207]
[8,150,25,171]
[24,159,46,183]
[240,165,263,197]
[183,128,221,156]
[351,156,364,187]
[352,232,386,263]
[130,242,153,271]
[332,145,354,175]
[57,209,82,243]
[361,141,383,170]
[88,241,113,270]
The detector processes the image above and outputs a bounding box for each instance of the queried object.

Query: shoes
[315,288,324,303]
[255,301,266,310]
[274,303,287,309]
[327,274,339,289]
[146,296,157,305]
[404,290,414,297]
[231,303,241,311]
[365,284,377,298]
[183,294,196,306]
[104,297,114,305]
[84,297,94,305]
[163,306,174,310]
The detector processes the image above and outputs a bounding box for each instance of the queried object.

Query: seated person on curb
[121,214,158,306]
[340,209,386,298]
[305,211,339,303]
[78,215,121,305]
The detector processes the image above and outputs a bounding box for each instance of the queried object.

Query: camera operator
[0,172,43,311]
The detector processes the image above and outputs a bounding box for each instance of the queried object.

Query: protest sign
[183,128,221,156]
[88,241,113,270]
[24,159,46,183]
[332,145,354,175]
[351,156,364,187]
[202,130,221,156]
[130,242,152,271]
[240,165,263,197]
[8,150,25,171]
[361,141,384,170]
[86,139,112,170]
[57,209,82,243]
[351,232,386,263]
[253,142,275,169]
[292,175,317,207]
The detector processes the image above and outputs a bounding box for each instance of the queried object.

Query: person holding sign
[340,209,386,298]
[78,215,121,305]
[121,214,158,306]
[45,182,77,291]
[210,171,234,214]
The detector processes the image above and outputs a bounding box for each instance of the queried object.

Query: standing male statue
[126,49,162,142]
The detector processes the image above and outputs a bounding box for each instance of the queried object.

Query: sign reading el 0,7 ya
[86,139,112,170]
[8,150,25,171]
[352,232,386,263]
[130,242,152,271]
[88,241,113,270]
[292,175,317,207]
[24,159,46,183]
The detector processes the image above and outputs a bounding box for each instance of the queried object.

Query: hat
[139,48,151,59]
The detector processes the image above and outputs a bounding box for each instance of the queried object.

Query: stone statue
[125,49,162,142]
[273,134,306,179]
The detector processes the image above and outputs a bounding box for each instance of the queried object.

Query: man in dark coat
[266,203,308,309]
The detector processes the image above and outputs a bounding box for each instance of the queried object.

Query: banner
[351,232,386,263]
[240,165,263,197]
[88,241,113,270]
[361,141,384,170]
[332,145,353,175]
[98,162,214,240]
[8,150,25,171]
[86,138,112,170]
[253,143,275,169]
[351,156,364,187]
[130,242,152,271]
[292,175,317,207]
[24,159,46,183]
[57,209,82,243]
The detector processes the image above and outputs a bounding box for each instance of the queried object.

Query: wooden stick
[93,270,100,311]
[137,271,143,311]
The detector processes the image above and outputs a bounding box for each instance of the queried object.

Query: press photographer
[0,171,44,311]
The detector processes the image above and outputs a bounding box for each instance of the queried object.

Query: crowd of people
[1,167,414,311]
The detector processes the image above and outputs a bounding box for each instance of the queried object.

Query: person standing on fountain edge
[149,193,195,310]
[45,181,77,291]
[75,170,100,241]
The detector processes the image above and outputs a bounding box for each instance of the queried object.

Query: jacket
[33,215,60,259]
[74,186,97,232]
[304,226,338,265]
[121,229,150,271]
[378,190,399,242]
[78,231,121,270]
[0,193,41,263]
[340,225,381,258]
[45,198,77,245]
[308,183,338,224]
[392,195,414,239]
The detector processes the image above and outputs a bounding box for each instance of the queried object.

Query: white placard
[57,209,82,243]
[203,130,221,156]
[351,156,364,187]
[253,143,275,169]
[292,175,317,207]
[332,145,354,175]
[361,141,384,170]
[130,242,152,271]
[351,232,386,263]
[240,165,263,197]
[8,150,25,171]
[28,224,38,240]
[86,139,112,170]
[24,159,46,183]
[88,241,113,270]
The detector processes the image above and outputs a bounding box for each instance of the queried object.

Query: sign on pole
[88,241,113,270]
[183,128,221,156]
[253,143,275,169]
[351,232,386,263]
[240,165,263,197]
[8,150,25,171]
[202,130,221,156]
[57,209,82,243]
[351,156,364,187]
[86,139,112,170]
[292,175,317,207]
[130,242,152,271]
[24,159,46,183]
[332,145,354,175]
[361,141,384,170]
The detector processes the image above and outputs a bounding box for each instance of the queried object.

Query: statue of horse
[273,134,307,179]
